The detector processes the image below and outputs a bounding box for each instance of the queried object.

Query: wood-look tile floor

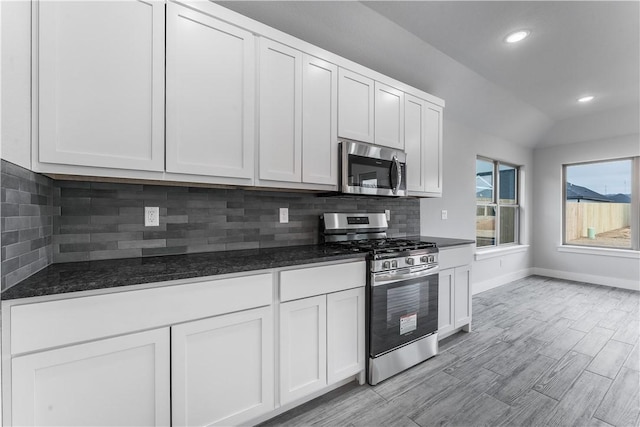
[261,276,640,427]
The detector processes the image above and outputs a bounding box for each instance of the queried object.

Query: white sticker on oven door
[400,313,417,335]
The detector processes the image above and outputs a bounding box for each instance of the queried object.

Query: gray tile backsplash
[1,160,419,288]
[1,161,54,290]
[53,181,420,262]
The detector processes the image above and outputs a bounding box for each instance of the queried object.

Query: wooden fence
[565,202,630,240]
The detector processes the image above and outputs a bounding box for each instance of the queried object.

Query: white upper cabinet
[405,93,443,197]
[302,55,339,186]
[423,102,444,195]
[338,68,375,143]
[259,39,303,183]
[258,40,338,189]
[36,0,164,172]
[374,82,404,149]
[165,3,255,182]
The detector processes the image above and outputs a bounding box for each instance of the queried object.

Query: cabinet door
[374,82,404,149]
[454,265,472,328]
[280,295,327,404]
[327,287,365,384]
[424,102,444,195]
[406,94,443,196]
[37,1,164,171]
[302,55,338,186]
[166,3,254,180]
[11,329,170,426]
[171,306,274,427]
[438,268,455,336]
[259,39,303,182]
[405,94,427,193]
[338,68,374,143]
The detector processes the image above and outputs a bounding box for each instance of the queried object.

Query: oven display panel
[347,217,370,225]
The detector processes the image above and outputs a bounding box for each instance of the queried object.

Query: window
[476,157,520,248]
[564,158,638,250]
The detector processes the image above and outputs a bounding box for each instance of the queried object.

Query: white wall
[532,134,640,290]
[420,118,534,294]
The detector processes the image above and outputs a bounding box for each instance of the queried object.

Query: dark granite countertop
[412,236,476,248]
[1,245,366,301]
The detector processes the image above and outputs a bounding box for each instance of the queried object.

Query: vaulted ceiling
[217,1,639,149]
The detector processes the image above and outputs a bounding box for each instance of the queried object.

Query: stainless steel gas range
[322,212,439,385]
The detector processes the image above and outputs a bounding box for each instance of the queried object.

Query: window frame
[562,157,639,251]
[476,156,521,249]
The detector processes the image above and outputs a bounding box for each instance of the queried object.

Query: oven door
[369,267,438,357]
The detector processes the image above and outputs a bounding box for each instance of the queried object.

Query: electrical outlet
[385,209,391,221]
[145,207,160,227]
[441,210,448,220]
[279,207,289,224]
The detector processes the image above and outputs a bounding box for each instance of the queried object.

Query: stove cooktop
[330,238,437,255]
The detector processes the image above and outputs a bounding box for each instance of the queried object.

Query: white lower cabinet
[280,295,328,404]
[438,245,473,339]
[172,306,274,427]
[279,287,365,406]
[11,328,170,427]
[327,287,366,384]
[4,261,366,426]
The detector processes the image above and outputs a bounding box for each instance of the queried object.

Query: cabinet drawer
[280,262,365,302]
[10,273,272,355]
[438,245,473,269]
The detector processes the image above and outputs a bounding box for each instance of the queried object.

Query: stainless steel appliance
[340,140,407,197]
[322,213,439,385]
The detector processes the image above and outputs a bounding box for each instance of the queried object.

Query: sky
[566,159,632,195]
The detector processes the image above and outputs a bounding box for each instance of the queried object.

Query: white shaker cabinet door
[454,265,472,328]
[406,94,443,197]
[423,102,444,195]
[11,328,170,427]
[36,0,165,171]
[374,82,404,149]
[438,268,455,337]
[302,55,339,186]
[405,94,427,193]
[259,38,303,182]
[280,295,328,405]
[171,306,274,427]
[327,287,365,385]
[338,68,375,143]
[166,3,255,180]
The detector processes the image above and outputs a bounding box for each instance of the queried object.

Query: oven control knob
[420,255,428,263]
[382,261,390,270]
[406,257,415,265]
[391,260,398,268]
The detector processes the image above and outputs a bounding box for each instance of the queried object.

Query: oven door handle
[372,265,439,286]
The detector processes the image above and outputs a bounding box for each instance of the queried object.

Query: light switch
[441,210,448,220]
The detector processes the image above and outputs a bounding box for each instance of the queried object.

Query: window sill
[557,245,640,259]
[475,245,529,261]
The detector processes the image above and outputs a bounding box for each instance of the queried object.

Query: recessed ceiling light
[505,30,530,44]
[578,95,595,103]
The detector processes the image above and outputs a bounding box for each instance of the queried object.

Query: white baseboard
[532,268,640,291]
[472,268,533,295]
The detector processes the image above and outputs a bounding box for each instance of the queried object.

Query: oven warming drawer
[368,332,438,385]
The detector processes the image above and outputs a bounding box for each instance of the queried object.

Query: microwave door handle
[390,156,401,194]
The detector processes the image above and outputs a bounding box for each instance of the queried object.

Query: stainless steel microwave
[340,140,407,197]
